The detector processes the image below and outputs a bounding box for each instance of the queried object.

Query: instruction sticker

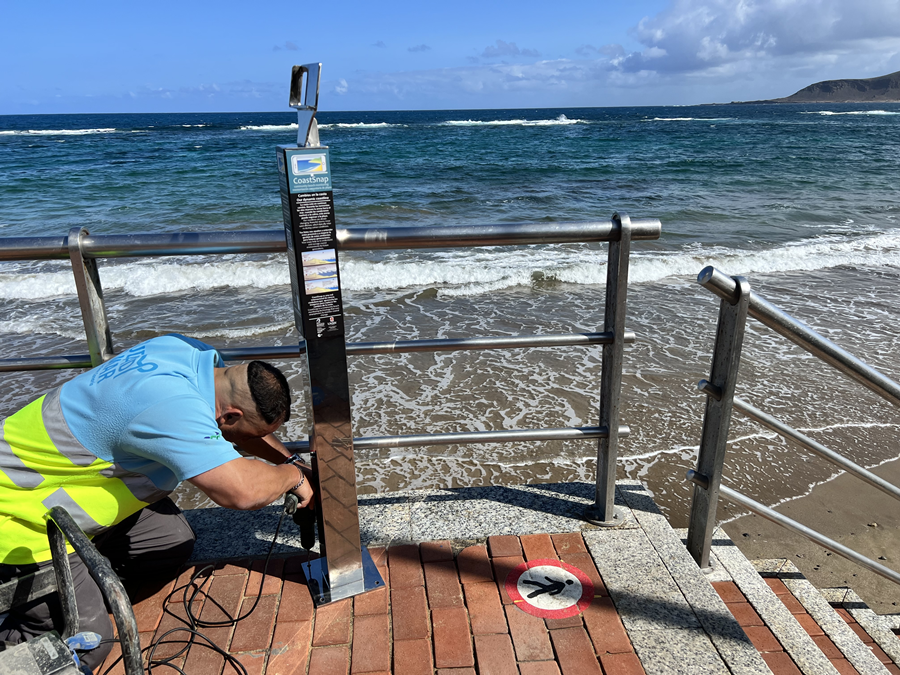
[505,559,594,619]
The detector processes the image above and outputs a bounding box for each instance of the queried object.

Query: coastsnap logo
[290,154,327,175]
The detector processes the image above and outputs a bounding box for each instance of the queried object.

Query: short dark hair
[247,361,292,425]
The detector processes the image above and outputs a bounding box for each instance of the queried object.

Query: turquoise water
[2,104,900,519]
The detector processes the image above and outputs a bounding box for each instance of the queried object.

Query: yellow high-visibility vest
[0,388,168,565]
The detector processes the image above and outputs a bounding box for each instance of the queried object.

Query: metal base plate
[305,547,385,607]
[583,504,628,528]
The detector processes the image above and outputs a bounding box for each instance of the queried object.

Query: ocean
[2,104,899,523]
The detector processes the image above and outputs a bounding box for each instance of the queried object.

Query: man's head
[214,360,292,443]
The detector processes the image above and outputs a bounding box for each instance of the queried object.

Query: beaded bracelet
[283,453,306,493]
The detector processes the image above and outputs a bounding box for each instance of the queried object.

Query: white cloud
[623,0,900,77]
[335,78,348,94]
[482,39,541,59]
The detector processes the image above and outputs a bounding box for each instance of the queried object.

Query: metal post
[586,213,632,525]
[279,64,382,604]
[685,275,751,568]
[67,227,113,366]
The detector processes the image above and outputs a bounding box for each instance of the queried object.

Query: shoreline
[724,454,900,614]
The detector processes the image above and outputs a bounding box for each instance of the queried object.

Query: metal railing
[685,266,900,586]
[0,216,660,522]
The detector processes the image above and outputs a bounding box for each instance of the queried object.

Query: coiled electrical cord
[99,495,311,675]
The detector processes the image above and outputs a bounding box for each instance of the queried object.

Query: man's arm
[235,433,292,464]
[188,457,313,510]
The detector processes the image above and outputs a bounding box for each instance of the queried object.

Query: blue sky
[2,0,899,114]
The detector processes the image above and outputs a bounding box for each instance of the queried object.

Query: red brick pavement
[99,535,645,675]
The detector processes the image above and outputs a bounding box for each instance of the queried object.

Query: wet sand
[723,455,900,614]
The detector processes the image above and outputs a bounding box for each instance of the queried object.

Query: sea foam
[0,128,118,136]
[442,115,583,127]
[2,229,900,301]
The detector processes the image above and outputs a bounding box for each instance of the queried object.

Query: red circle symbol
[505,558,594,619]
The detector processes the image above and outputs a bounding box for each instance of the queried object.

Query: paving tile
[557,552,607,597]
[435,670,476,675]
[308,645,351,675]
[230,594,278,652]
[764,578,790,595]
[393,638,434,675]
[778,592,806,615]
[829,659,860,675]
[391,586,430,640]
[389,544,425,589]
[351,614,391,673]
[170,566,213,605]
[278,573,315,622]
[551,533,587,557]
[727,601,764,627]
[474,633,518,675]
[518,662,562,675]
[131,578,176,633]
[794,612,825,636]
[233,651,267,675]
[712,581,746,604]
[312,598,353,646]
[520,534,558,561]
[268,620,313,675]
[152,600,206,659]
[432,606,475,668]
[425,560,464,608]
[849,622,875,643]
[743,625,783,653]
[629,628,730,674]
[213,559,250,576]
[545,615,584,630]
[421,540,454,562]
[182,642,228,675]
[488,535,523,558]
[101,631,155,675]
[354,585,389,616]
[505,604,553,661]
[368,546,388,567]
[582,597,632,655]
[269,621,312,670]
[283,553,312,576]
[245,557,284,596]
[458,545,494,584]
[550,627,603,675]
[869,643,892,664]
[813,634,844,660]
[200,573,247,623]
[493,556,525,604]
[463,581,508,635]
[835,608,855,623]
[598,652,645,675]
[885,665,900,675]
[761,651,802,675]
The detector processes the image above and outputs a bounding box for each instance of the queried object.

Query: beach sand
[723,455,900,614]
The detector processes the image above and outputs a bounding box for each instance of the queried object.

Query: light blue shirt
[59,334,240,492]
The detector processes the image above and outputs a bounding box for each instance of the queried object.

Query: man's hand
[189,458,311,511]
[291,462,315,509]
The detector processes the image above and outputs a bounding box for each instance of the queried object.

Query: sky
[2,0,900,114]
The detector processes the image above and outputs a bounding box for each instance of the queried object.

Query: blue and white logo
[290,154,327,175]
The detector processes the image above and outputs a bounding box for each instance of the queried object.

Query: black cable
[100,498,300,675]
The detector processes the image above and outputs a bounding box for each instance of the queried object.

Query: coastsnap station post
[277,63,384,605]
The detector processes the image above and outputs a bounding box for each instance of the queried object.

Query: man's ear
[217,408,244,427]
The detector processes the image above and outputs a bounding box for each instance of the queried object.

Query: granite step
[820,586,900,673]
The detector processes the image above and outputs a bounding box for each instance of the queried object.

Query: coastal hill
[739,70,900,103]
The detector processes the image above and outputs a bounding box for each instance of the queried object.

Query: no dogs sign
[505,559,594,619]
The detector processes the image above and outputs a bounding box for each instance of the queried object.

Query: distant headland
[734,70,900,104]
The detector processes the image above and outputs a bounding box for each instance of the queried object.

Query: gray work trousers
[0,498,195,672]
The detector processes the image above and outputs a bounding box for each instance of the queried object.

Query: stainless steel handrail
[699,380,900,503]
[0,331,636,372]
[687,474,900,587]
[687,267,900,585]
[284,424,630,452]
[0,219,661,261]
[699,266,900,408]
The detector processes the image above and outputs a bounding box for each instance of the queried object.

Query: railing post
[686,275,751,568]
[67,227,114,366]
[586,213,632,525]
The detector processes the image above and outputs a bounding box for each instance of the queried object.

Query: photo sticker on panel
[305,277,340,295]
[301,249,337,266]
[303,263,337,281]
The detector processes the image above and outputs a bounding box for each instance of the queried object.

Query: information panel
[278,146,345,340]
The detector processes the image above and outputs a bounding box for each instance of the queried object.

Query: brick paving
[99,534,644,675]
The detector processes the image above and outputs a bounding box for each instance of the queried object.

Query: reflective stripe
[41,388,98,467]
[0,419,44,489]
[99,465,170,504]
[42,488,105,536]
